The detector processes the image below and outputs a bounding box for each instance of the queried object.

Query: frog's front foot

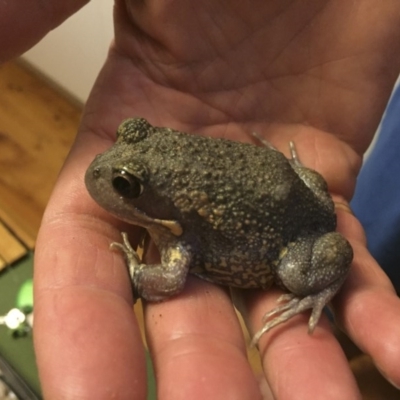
[111,232,142,300]
[111,232,192,302]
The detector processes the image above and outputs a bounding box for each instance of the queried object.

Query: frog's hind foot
[250,280,343,347]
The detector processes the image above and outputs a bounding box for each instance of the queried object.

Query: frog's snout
[84,161,104,198]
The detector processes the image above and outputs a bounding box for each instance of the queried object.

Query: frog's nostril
[93,167,101,178]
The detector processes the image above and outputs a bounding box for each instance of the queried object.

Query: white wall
[22,0,114,103]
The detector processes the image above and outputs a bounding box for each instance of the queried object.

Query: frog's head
[85,118,180,233]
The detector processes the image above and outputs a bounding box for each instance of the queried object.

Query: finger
[34,135,147,399]
[241,289,361,400]
[144,278,263,400]
[0,0,88,61]
[334,208,400,389]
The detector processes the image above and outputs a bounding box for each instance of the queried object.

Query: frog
[85,117,353,344]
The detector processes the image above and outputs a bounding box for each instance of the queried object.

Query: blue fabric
[351,84,400,288]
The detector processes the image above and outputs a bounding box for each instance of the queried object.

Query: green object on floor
[0,253,41,397]
[16,278,33,312]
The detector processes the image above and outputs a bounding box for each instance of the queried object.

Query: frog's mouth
[111,205,183,237]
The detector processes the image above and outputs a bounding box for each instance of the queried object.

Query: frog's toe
[251,279,344,346]
[261,294,298,323]
[110,232,144,301]
[111,234,141,263]
[251,295,312,347]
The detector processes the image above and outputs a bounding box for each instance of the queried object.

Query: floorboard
[0,60,81,254]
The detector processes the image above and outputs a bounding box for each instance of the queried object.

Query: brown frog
[85,117,352,344]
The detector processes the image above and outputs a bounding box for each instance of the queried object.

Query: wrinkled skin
[3,1,400,399]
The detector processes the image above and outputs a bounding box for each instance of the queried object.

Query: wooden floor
[0,60,81,269]
[0,60,398,399]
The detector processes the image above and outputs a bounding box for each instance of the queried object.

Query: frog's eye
[112,169,144,198]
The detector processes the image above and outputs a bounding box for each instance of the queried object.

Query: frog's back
[141,128,335,236]
[131,128,335,287]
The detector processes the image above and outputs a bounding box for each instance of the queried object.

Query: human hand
[33,1,400,398]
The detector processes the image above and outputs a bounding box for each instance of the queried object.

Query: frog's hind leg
[288,141,303,166]
[252,133,300,162]
[252,133,305,168]
[251,232,353,346]
[251,132,279,151]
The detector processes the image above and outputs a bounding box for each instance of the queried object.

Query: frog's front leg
[111,232,192,302]
[252,232,352,345]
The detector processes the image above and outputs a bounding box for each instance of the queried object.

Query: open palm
[32,1,400,398]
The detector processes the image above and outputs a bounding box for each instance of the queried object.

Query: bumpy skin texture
[85,117,353,341]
